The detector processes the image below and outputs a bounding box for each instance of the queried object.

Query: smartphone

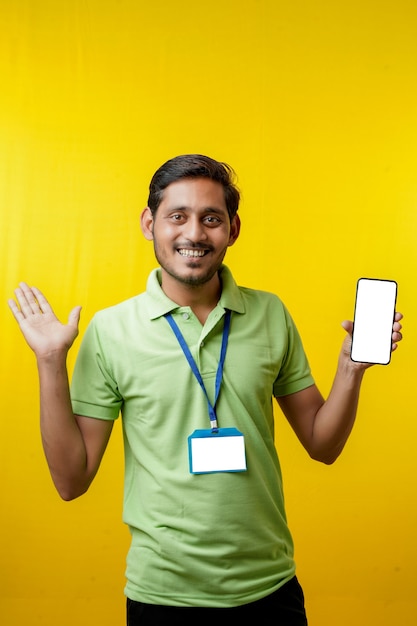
[350,278,397,365]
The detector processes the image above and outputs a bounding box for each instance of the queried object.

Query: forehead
[159,177,227,211]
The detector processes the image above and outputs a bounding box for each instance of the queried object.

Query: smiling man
[8,154,403,626]
[141,174,240,322]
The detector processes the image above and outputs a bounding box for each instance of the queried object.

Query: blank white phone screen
[350,278,397,365]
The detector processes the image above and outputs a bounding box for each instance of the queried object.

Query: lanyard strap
[165,309,231,432]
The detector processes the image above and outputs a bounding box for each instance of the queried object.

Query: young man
[8,154,403,625]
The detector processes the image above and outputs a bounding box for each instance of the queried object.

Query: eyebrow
[167,206,227,214]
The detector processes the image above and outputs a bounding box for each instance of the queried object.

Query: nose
[183,216,207,242]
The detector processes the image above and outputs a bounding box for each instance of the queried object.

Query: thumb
[68,305,82,328]
[341,319,353,335]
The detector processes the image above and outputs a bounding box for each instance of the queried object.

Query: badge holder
[188,428,247,474]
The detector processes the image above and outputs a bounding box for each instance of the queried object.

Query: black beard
[153,244,226,288]
[161,263,220,287]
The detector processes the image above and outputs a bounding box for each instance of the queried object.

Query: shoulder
[232,284,303,342]
[87,293,148,337]
[238,285,289,316]
[221,266,288,317]
[95,292,146,318]
[239,284,283,303]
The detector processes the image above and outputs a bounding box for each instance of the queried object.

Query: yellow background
[1,1,416,624]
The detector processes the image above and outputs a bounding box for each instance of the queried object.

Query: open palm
[8,283,81,358]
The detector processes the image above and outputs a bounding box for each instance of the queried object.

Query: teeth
[178,249,206,257]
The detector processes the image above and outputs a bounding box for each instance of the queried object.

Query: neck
[161,271,221,324]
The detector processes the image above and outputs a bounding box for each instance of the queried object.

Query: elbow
[318,454,338,466]
[308,446,343,466]
[54,480,90,502]
[309,452,338,465]
[59,490,84,502]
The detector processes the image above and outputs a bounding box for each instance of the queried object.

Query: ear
[227,214,241,247]
[140,207,154,241]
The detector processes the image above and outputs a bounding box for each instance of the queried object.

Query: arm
[277,313,403,465]
[8,283,113,500]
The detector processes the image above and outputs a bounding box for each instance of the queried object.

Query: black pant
[126,576,308,625]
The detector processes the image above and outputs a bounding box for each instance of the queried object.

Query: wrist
[337,352,367,384]
[36,347,69,368]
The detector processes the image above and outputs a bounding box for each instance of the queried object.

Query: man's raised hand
[8,283,81,359]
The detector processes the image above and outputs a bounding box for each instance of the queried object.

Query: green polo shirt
[70,265,314,607]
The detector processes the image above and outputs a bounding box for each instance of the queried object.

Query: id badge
[188,428,247,474]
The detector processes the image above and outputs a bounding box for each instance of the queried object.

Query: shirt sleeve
[272,305,315,398]
[70,315,123,420]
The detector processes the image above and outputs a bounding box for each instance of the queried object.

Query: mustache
[176,241,214,251]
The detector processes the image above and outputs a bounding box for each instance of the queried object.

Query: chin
[172,268,218,287]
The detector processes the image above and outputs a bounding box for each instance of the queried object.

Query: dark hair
[147,154,240,220]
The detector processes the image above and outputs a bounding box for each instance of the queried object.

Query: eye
[170,213,186,222]
[204,215,222,225]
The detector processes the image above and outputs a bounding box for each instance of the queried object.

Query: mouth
[177,248,209,258]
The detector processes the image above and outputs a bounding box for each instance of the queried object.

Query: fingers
[392,311,403,347]
[9,283,82,334]
[7,297,23,322]
[343,313,403,338]
[68,306,82,329]
[342,314,403,359]
[393,319,402,334]
[392,330,402,348]
[30,286,53,314]
[11,282,50,317]
[9,284,34,319]
[341,320,353,334]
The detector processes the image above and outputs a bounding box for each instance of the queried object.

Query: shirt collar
[146,265,246,320]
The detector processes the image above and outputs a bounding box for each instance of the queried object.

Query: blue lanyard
[165,309,231,432]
